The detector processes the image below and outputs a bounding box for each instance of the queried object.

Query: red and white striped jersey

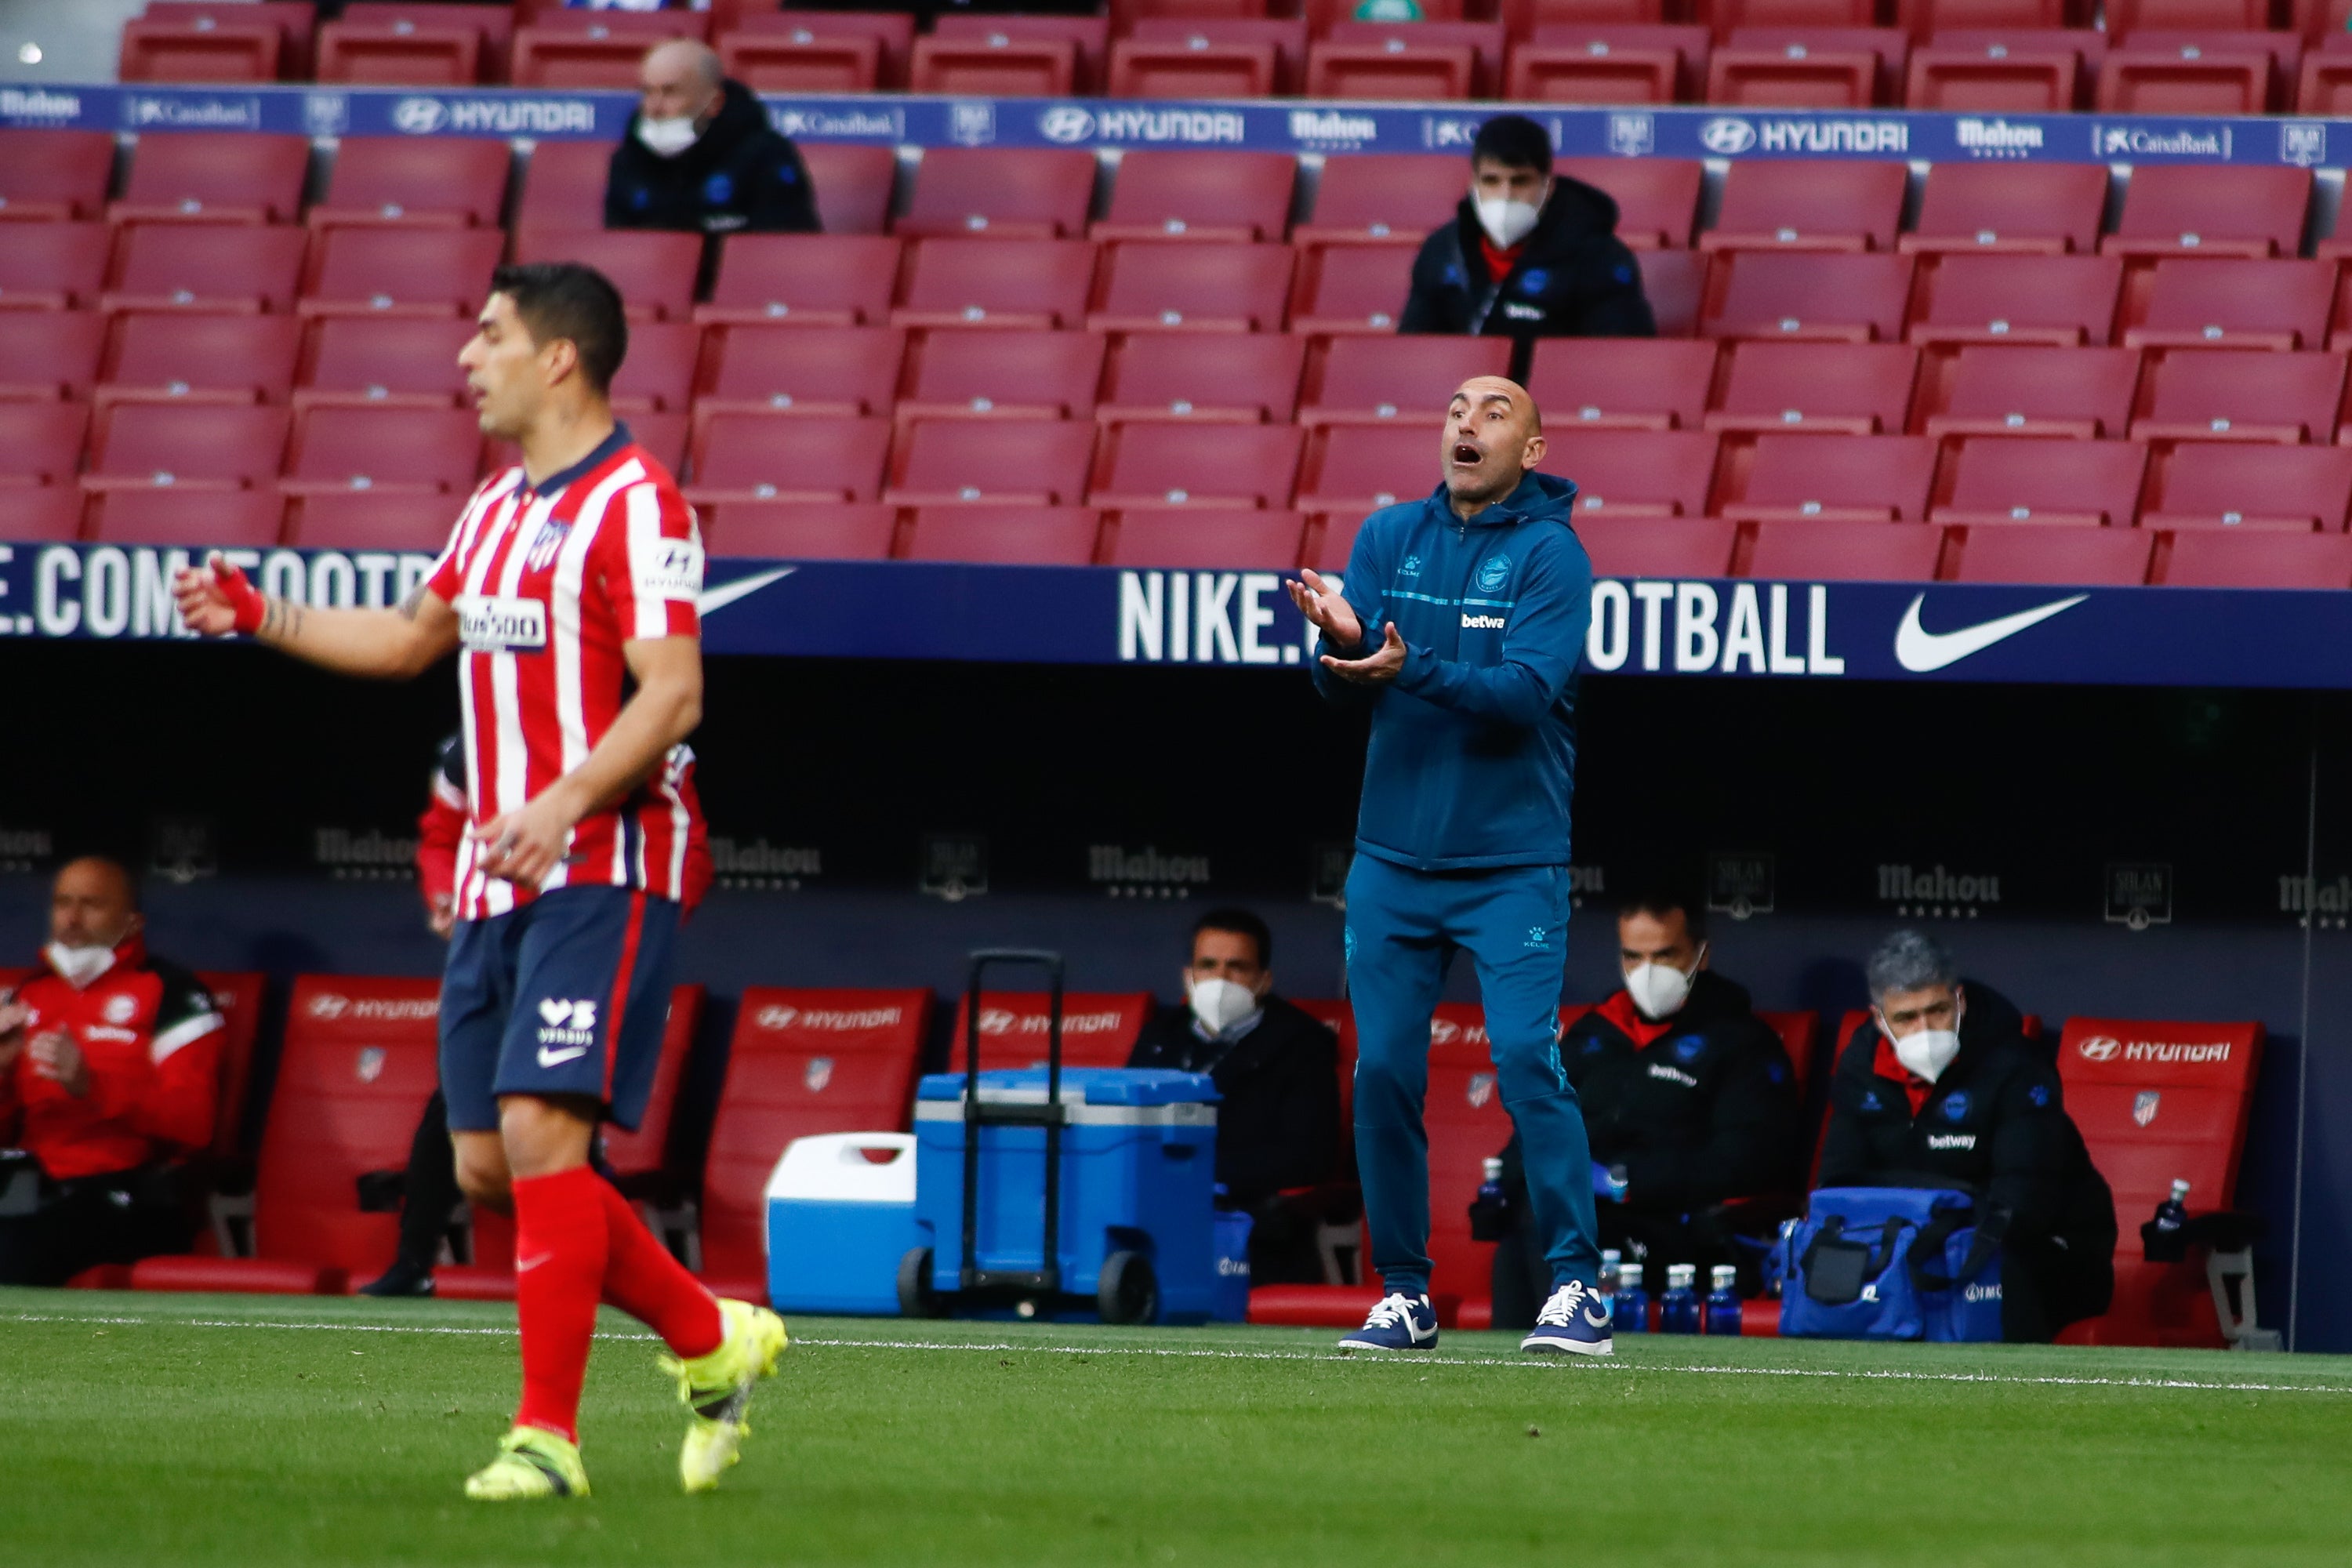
[425,425,706,922]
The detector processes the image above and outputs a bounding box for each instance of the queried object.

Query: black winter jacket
[1399,176,1656,359]
[1127,996,1344,1208]
[605,78,820,235]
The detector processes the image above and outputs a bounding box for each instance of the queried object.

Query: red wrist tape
[210,554,266,636]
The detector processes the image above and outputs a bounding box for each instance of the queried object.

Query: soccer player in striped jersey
[174,263,783,1502]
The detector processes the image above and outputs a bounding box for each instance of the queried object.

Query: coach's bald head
[638,38,724,129]
[1441,376,1544,521]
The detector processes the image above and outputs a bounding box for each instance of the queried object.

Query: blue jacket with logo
[1311,471,1592,872]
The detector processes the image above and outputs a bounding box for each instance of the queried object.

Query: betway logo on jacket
[2074,1036,2234,1065]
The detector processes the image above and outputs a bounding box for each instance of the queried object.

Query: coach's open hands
[472,790,579,890]
[1323,622,1406,685]
[1285,568,1360,648]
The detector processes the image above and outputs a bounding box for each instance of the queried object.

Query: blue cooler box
[764,1132,921,1314]
[913,1068,1218,1323]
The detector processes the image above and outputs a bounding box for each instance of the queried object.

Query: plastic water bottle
[2153,1178,2191,1236]
[1615,1261,1650,1333]
[1468,1156,1510,1241]
[1704,1264,1742,1336]
[1598,1247,1622,1305]
[1660,1263,1701,1334]
[2145,1178,2193,1263]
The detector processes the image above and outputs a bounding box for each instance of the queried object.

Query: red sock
[510,1166,610,1445]
[597,1178,723,1359]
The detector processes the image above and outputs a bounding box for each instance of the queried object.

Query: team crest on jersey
[456,594,549,653]
[103,994,137,1025]
[1475,555,1512,593]
[524,520,572,572]
[1943,1091,1972,1122]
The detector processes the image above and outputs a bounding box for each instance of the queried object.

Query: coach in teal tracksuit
[1290,375,1608,1355]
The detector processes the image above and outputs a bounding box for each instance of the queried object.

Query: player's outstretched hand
[173,554,266,637]
[472,794,575,891]
[1323,622,1406,686]
[1285,568,1363,652]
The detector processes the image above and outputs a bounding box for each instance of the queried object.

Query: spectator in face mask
[1816,929,2115,1342]
[604,38,819,236]
[1487,889,1798,1328]
[1399,113,1654,379]
[1127,909,1345,1283]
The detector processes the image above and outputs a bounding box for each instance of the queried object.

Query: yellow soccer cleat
[662,1297,789,1494]
[463,1426,591,1501]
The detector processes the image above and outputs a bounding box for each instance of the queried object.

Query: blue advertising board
[1,539,2343,688]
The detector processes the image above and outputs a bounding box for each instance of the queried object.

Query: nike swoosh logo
[516,1252,553,1273]
[1584,1307,1612,1329]
[535,1044,590,1068]
[697,566,796,618]
[1893,593,2087,673]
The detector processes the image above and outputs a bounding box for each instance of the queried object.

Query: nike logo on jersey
[1893,593,2086,673]
[536,1044,591,1068]
[516,1252,554,1272]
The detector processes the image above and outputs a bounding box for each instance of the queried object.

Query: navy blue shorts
[438,884,680,1134]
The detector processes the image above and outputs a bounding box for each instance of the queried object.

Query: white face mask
[1186,975,1262,1036]
[636,114,700,158]
[1474,191,1544,250]
[45,941,117,989]
[1883,1000,1965,1083]
[1624,946,1704,1022]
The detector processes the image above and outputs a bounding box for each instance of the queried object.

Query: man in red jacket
[0,856,223,1285]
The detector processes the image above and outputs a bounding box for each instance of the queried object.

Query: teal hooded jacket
[1311,471,1591,872]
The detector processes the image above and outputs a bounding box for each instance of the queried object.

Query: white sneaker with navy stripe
[1338,1292,1439,1352]
[1520,1281,1614,1356]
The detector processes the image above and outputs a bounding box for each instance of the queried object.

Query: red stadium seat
[1090,421,1305,508]
[303,227,503,325]
[1904,30,2092,109]
[896,149,1097,240]
[933,12,1110,88]
[1323,20,1509,93]
[1945,524,2154,583]
[1094,152,1295,245]
[111,132,308,226]
[1095,331,1308,424]
[1930,437,2149,527]
[118,16,283,82]
[1547,429,1722,517]
[1507,25,1711,107]
[1304,0,1469,27]
[294,315,474,411]
[2103,167,2311,263]
[514,20,710,89]
[884,418,1098,506]
[0,130,117,223]
[1307,38,1479,98]
[897,329,1105,423]
[513,141,611,237]
[2130,349,2347,445]
[696,323,909,419]
[698,501,900,561]
[1918,346,2144,441]
[1100,507,1308,568]
[338,4,516,76]
[96,312,302,408]
[187,971,268,1170]
[686,413,892,503]
[1420,1005,1520,1302]
[1702,250,1917,342]
[1087,241,1294,334]
[143,1,316,67]
[281,406,483,496]
[285,488,463,553]
[1109,24,1298,97]
[2157,527,2352,586]
[1905,253,2126,349]
[510,230,702,323]
[2098,33,2286,114]
[595,986,706,1210]
[1498,0,1675,32]
[2121,259,2335,353]
[308,137,510,230]
[2142,442,2352,532]
[1743,518,1945,580]
[1576,514,1741,575]
[800,143,898,237]
[1902,164,2108,256]
[1707,27,1907,105]
[0,487,85,542]
[481,410,687,485]
[946,991,1157,1069]
[1294,154,1469,249]
[1705,341,1921,434]
[2106,0,2269,31]
[1555,156,1705,251]
[103,223,307,315]
[1700,0,1878,35]
[2296,43,2352,112]
[606,321,696,416]
[698,234,902,326]
[0,404,93,487]
[1717,433,1938,521]
[1295,423,1439,512]
[85,488,282,548]
[893,238,1099,331]
[900,506,1105,564]
[0,312,106,401]
[909,34,1080,94]
[1298,336,1512,426]
[1703,158,1907,254]
[695,988,935,1299]
[82,403,289,494]
[314,9,492,86]
[2053,1016,2263,1348]
[719,31,884,92]
[1287,245,1416,336]
[1526,337,1720,430]
[724,9,916,88]
[0,222,111,312]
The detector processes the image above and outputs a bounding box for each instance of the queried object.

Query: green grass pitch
[3,1288,2349,1567]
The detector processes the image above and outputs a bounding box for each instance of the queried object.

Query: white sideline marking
[11,1311,2348,1397]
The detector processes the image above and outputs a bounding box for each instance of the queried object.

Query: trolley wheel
[1098,1250,1159,1326]
[897,1247,944,1318]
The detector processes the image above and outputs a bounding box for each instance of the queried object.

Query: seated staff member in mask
[606,39,820,234]
[1487,888,1798,1328]
[1817,929,2115,1343]
[1127,908,1345,1283]
[1399,113,1654,378]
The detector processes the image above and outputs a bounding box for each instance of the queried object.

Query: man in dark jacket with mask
[1817,928,2116,1342]
[1127,908,1345,1284]
[1400,114,1654,377]
[1489,888,1798,1327]
[605,39,819,235]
